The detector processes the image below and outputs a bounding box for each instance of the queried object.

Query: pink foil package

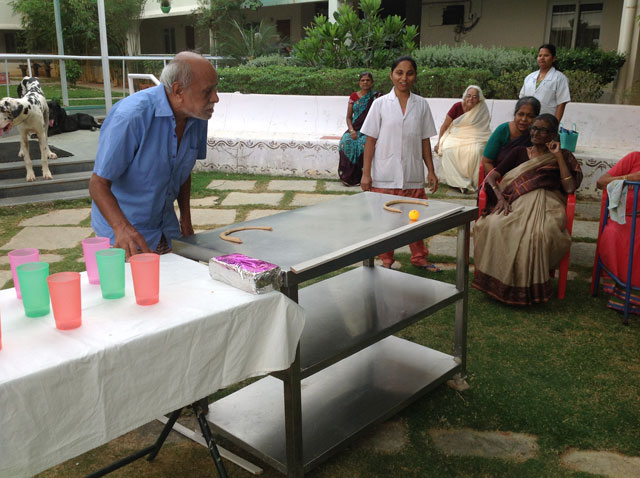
[209,254,281,294]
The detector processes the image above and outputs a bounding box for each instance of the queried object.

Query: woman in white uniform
[360,56,440,271]
[520,44,570,121]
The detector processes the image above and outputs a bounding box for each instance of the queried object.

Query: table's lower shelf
[206,335,460,474]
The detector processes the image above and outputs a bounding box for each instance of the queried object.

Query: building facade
[1,0,640,102]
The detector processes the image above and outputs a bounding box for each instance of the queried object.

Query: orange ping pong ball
[408,209,419,221]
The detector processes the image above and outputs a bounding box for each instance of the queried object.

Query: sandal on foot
[414,262,442,272]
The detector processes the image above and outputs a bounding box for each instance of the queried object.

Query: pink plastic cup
[81,237,111,285]
[129,253,160,306]
[47,272,82,330]
[8,248,39,299]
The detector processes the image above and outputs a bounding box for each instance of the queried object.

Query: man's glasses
[530,126,552,134]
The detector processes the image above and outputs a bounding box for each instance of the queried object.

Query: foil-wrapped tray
[209,254,281,294]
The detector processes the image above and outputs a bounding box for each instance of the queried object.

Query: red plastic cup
[129,253,160,306]
[47,272,82,330]
[8,248,39,299]
[81,237,111,284]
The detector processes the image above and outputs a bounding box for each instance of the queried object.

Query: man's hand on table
[114,223,151,260]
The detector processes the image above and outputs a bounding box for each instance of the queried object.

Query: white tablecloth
[0,254,305,478]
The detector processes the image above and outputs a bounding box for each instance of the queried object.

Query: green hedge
[409,44,624,85]
[217,65,602,102]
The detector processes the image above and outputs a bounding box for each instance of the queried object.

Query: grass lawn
[1,171,637,477]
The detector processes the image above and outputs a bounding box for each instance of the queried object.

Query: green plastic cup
[16,262,50,317]
[96,248,125,299]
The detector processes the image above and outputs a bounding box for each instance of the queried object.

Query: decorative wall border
[207,138,339,153]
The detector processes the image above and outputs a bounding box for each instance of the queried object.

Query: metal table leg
[451,222,470,391]
[281,283,304,477]
[193,398,228,478]
[84,400,228,478]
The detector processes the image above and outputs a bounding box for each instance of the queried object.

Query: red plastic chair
[477,176,576,300]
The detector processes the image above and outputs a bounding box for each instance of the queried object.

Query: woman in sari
[481,96,540,175]
[338,72,381,186]
[436,85,491,193]
[472,114,583,305]
[595,152,640,314]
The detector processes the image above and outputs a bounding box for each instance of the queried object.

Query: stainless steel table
[173,191,477,477]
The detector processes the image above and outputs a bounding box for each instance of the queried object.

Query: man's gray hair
[160,57,194,91]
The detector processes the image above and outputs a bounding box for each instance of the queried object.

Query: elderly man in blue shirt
[89,51,219,259]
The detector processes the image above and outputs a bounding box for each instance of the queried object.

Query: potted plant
[159,0,171,13]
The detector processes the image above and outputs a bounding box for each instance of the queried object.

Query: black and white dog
[0,77,57,181]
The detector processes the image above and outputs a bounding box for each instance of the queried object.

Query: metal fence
[0,53,229,109]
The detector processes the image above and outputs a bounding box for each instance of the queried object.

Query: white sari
[438,92,492,192]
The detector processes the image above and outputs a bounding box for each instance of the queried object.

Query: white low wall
[198,92,640,196]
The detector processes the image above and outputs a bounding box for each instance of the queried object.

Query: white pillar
[97,0,112,112]
[126,21,141,56]
[616,0,639,100]
[53,0,69,107]
[328,0,342,22]
[625,9,640,96]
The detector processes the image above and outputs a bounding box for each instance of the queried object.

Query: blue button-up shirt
[91,84,208,250]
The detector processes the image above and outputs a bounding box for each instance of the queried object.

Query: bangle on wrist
[562,175,573,181]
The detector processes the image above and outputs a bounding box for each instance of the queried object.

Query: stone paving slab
[190,196,219,207]
[561,450,640,478]
[267,180,317,192]
[323,182,360,193]
[246,209,285,221]
[576,200,602,221]
[206,180,256,191]
[0,227,94,250]
[19,209,91,227]
[570,242,596,267]
[221,192,284,206]
[573,220,599,239]
[429,428,539,463]
[0,270,13,288]
[290,193,349,207]
[0,254,63,265]
[428,235,473,259]
[189,209,236,226]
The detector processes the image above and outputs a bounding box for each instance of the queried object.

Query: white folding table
[0,253,305,478]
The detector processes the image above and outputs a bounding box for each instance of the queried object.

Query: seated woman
[338,72,381,186]
[435,85,491,193]
[481,96,540,175]
[595,152,640,314]
[472,114,583,305]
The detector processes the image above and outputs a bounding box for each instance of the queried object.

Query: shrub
[293,0,418,69]
[244,54,298,67]
[486,70,528,99]
[217,66,493,97]
[563,70,604,103]
[220,20,281,60]
[413,44,625,85]
[216,65,602,102]
[413,44,535,76]
[486,69,603,103]
[65,60,82,86]
[557,48,625,85]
